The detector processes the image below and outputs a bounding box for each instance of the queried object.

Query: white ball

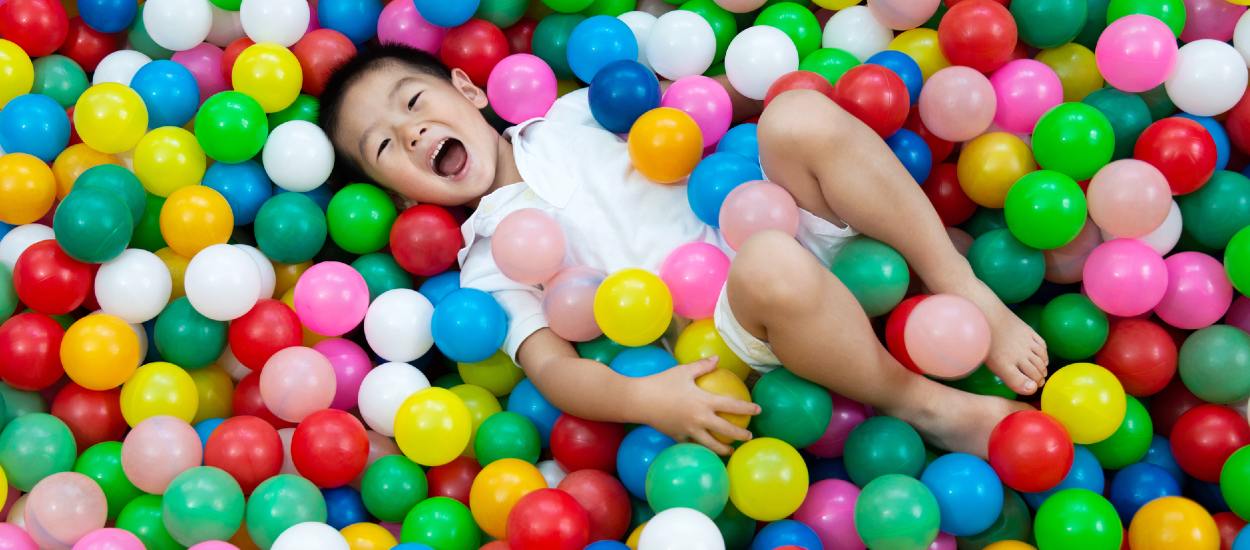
[725,25,798,100]
[143,0,214,52]
[95,249,172,324]
[235,244,276,300]
[184,244,263,321]
[272,522,349,550]
[646,10,716,81]
[364,289,435,363]
[357,362,431,436]
[1165,39,1248,117]
[1235,11,1250,66]
[537,459,567,488]
[822,5,892,62]
[240,0,311,47]
[206,4,245,47]
[1134,200,1183,256]
[639,508,725,550]
[278,427,297,474]
[218,346,252,381]
[0,224,54,272]
[618,11,658,70]
[264,120,335,192]
[92,50,152,86]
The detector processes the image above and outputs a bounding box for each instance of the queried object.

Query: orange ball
[695,367,752,444]
[0,153,56,225]
[159,185,234,257]
[628,107,703,184]
[51,143,120,199]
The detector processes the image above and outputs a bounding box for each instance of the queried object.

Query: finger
[711,395,761,416]
[690,430,733,456]
[704,415,753,442]
[683,357,720,378]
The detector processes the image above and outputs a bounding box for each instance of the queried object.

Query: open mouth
[430,137,468,179]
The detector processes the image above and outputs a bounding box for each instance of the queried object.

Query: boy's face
[331,63,499,206]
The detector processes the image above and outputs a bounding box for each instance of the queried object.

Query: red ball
[0,0,68,57]
[885,294,928,374]
[987,410,1074,493]
[481,542,511,550]
[764,70,836,108]
[937,0,1017,73]
[1095,319,1177,397]
[228,299,302,371]
[0,312,65,391]
[291,29,356,96]
[221,37,256,83]
[1134,117,1219,195]
[506,18,537,54]
[390,204,464,277]
[291,408,369,488]
[427,455,482,506]
[204,415,284,494]
[550,415,625,474]
[440,19,509,87]
[13,240,95,315]
[1169,404,1250,482]
[232,371,293,429]
[905,108,954,163]
[1214,511,1246,550]
[58,17,120,72]
[506,488,591,550]
[50,382,125,451]
[1227,89,1250,157]
[831,64,910,138]
[556,470,631,542]
[1149,378,1206,438]
[922,163,976,226]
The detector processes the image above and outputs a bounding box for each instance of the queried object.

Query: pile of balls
[2,0,1250,548]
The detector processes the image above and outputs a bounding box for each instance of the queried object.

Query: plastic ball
[60,313,140,391]
[551,414,625,473]
[14,239,94,315]
[854,474,940,550]
[203,415,282,495]
[645,10,716,81]
[0,39,35,108]
[1170,404,1250,482]
[400,496,479,550]
[440,18,509,86]
[272,522,348,550]
[263,120,334,193]
[357,362,430,436]
[468,458,546,539]
[727,437,808,521]
[0,94,70,162]
[232,43,302,113]
[0,312,66,391]
[1134,117,1219,196]
[394,387,472,467]
[919,66,997,143]
[987,410,1074,493]
[1034,488,1123,550]
[1041,363,1127,445]
[920,453,1002,536]
[194,91,268,164]
[258,346,335,423]
[627,107,702,184]
[726,25,798,100]
[291,409,368,488]
[844,416,926,487]
[637,507,721,550]
[0,153,56,225]
[23,471,107,549]
[506,488,591,550]
[1082,239,1168,317]
[184,244,262,322]
[646,443,729,517]
[1110,462,1181,521]
[244,475,328,550]
[239,0,309,47]
[0,413,76,491]
[161,466,245,546]
[1129,497,1220,550]
[1032,102,1115,181]
[1166,39,1247,117]
[120,415,202,494]
[832,64,910,138]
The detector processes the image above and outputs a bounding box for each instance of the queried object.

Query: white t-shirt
[458,89,855,361]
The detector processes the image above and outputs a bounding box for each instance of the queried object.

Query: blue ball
[1235,525,1250,550]
[393,545,436,550]
[1143,435,1184,483]
[130,60,201,129]
[750,520,822,550]
[142,319,161,363]
[203,161,273,225]
[567,16,638,84]
[589,60,660,133]
[885,128,932,184]
[0,222,11,242]
[1186,478,1230,514]
[866,50,923,105]
[413,0,480,28]
[78,0,137,33]
[586,541,630,550]
[418,271,462,306]
[687,152,763,227]
[717,123,759,160]
[920,452,1003,536]
[1023,446,1105,510]
[0,94,70,162]
[609,346,677,378]
[431,288,508,363]
[317,0,383,44]
[277,184,333,211]
[1109,462,1180,522]
[806,456,850,483]
[617,426,676,500]
[323,486,369,529]
[507,378,561,446]
[1178,113,1230,171]
[194,418,224,450]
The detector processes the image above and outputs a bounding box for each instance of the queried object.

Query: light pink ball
[121,416,202,494]
[659,242,730,319]
[488,54,558,124]
[903,294,990,379]
[1095,15,1179,93]
[1087,160,1171,239]
[294,261,370,337]
[989,59,1063,135]
[260,346,337,422]
[171,44,229,102]
[23,473,106,550]
[492,208,567,285]
[719,181,801,251]
[313,338,372,411]
[71,528,144,550]
[1154,251,1233,330]
[1044,219,1103,284]
[661,76,733,147]
[805,393,871,458]
[377,0,447,54]
[792,479,864,550]
[0,524,37,550]
[363,430,401,471]
[1181,0,1246,42]
[543,266,606,343]
[918,66,997,142]
[868,0,941,30]
[1082,239,1169,317]
[188,543,240,550]
[713,0,767,13]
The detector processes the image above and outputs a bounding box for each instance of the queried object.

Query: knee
[730,231,824,311]
[759,90,855,153]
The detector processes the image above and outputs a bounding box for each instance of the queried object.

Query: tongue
[436,139,467,177]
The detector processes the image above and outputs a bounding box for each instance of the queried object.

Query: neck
[470,135,521,209]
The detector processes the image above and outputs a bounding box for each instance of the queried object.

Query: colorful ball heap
[1,0,1250,549]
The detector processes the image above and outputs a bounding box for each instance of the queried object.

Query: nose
[400,124,427,151]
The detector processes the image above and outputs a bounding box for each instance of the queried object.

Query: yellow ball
[628,107,704,184]
[626,522,646,549]
[0,153,56,225]
[51,144,120,199]
[695,367,752,444]
[1128,497,1219,550]
[134,127,207,197]
[73,83,149,154]
[957,133,1037,209]
[594,268,673,347]
[727,437,808,521]
[159,185,234,257]
[0,39,33,108]
[449,383,501,458]
[120,361,200,426]
[813,0,861,9]
[984,543,1037,550]
[1035,44,1104,102]
[889,29,950,80]
[60,313,141,391]
[341,522,397,550]
[468,458,546,540]
[458,351,525,397]
[394,387,472,466]
[1041,362,1126,444]
[273,260,312,298]
[189,364,234,424]
[155,247,191,300]
[232,43,303,113]
[675,319,751,381]
[0,465,7,506]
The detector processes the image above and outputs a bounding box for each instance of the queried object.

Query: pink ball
[1095,15,1179,93]
[792,479,864,550]
[918,66,997,142]
[487,54,558,125]
[659,242,730,319]
[719,181,801,251]
[0,524,37,550]
[377,0,447,54]
[989,59,1062,135]
[260,346,336,422]
[903,294,990,379]
[867,0,941,30]
[71,529,144,550]
[1154,252,1233,330]
[805,393,871,458]
[23,473,106,550]
[1087,160,1172,239]
[364,430,401,473]
[121,416,202,495]
[312,338,372,411]
[660,76,733,147]
[1181,0,1246,42]
[188,543,240,550]
[1044,218,1102,284]
[491,208,567,285]
[928,532,957,550]
[543,266,605,343]
[172,44,229,103]
[713,0,766,13]
[294,261,370,337]
[1082,239,1169,317]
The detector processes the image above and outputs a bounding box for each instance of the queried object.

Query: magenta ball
[805,393,871,458]
[488,54,559,125]
[0,523,38,550]
[24,473,106,550]
[491,208,567,285]
[989,59,1062,135]
[792,479,864,550]
[172,44,229,102]
[121,416,203,495]
[719,181,801,251]
[260,346,336,422]
[187,542,240,550]
[659,242,730,319]
[543,266,605,342]
[1181,0,1246,42]
[903,294,990,379]
[294,261,370,336]
[1153,251,1233,330]
[71,529,144,550]
[1226,296,1250,333]
[928,532,957,550]
[1095,14,1179,93]
[1082,238,1169,317]
[377,0,447,54]
[661,75,733,147]
[313,338,372,411]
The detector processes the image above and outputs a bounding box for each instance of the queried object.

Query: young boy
[320,45,1048,457]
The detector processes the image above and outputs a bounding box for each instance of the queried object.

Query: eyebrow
[355,76,423,162]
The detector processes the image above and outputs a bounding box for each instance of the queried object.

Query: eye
[376,138,390,159]
[408,92,421,110]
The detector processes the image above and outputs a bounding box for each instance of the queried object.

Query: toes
[996,362,1038,395]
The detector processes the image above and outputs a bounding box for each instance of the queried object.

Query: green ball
[401,496,481,550]
[533,14,586,80]
[0,383,46,423]
[544,0,594,12]
[947,365,1017,400]
[128,6,174,60]
[53,187,134,263]
[246,474,327,550]
[843,416,926,487]
[854,474,941,550]
[1017,303,1045,335]
[31,54,89,108]
[195,91,269,163]
[0,412,76,491]
[433,372,464,389]
[162,466,246,546]
[1221,446,1250,521]
[969,229,1045,304]
[1226,226,1250,295]
[1032,102,1115,181]
[130,194,168,252]
[1178,325,1250,404]
[1033,488,1123,550]
[1107,0,1186,38]
[1138,84,1176,120]
[755,2,821,62]
[116,494,182,550]
[682,0,737,64]
[1083,87,1152,161]
[474,411,541,465]
[714,501,755,550]
[1087,395,1152,469]
[255,192,328,263]
[800,48,860,86]
[1012,0,1088,48]
[630,496,654,532]
[646,443,730,517]
[155,297,227,370]
[0,266,16,323]
[478,0,530,25]
[362,455,428,523]
[583,0,635,16]
[268,94,320,128]
[352,252,414,301]
[74,441,143,521]
[576,335,626,364]
[963,207,1007,238]
[74,164,147,224]
[209,0,241,8]
[1073,0,1110,49]
[327,183,398,254]
[958,488,1033,547]
[1040,293,1108,360]
[750,368,832,448]
[830,237,910,317]
[1178,171,1250,250]
[1004,170,1087,250]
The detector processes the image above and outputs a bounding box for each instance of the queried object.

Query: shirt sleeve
[542,88,599,130]
[458,233,549,363]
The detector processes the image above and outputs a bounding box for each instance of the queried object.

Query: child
[320,45,1048,457]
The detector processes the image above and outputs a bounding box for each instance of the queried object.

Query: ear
[451,68,488,109]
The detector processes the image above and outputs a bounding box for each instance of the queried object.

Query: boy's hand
[637,357,761,455]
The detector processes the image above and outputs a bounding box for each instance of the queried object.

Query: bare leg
[756,90,1049,395]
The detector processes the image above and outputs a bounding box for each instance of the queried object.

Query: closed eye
[408,92,421,110]
[376,138,390,159]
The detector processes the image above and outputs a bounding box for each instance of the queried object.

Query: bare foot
[896,392,1034,458]
[935,276,1049,395]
